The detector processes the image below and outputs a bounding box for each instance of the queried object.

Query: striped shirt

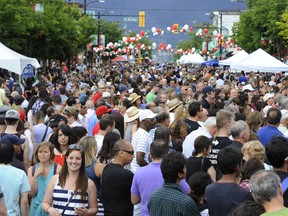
[53,182,88,215]
[130,128,153,173]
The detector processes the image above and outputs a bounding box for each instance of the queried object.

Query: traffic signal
[139,11,145,27]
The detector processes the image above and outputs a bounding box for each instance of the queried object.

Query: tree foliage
[233,0,288,56]
[0,0,100,61]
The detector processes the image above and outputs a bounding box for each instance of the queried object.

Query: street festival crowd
[1,62,288,216]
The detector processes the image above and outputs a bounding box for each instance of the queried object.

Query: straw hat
[124,107,139,123]
[129,93,141,104]
[167,98,183,112]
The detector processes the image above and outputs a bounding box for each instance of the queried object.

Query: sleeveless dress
[30,163,56,216]
[52,175,89,216]
[85,160,104,216]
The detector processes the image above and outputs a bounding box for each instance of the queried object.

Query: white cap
[263,105,273,117]
[263,93,274,102]
[204,117,217,127]
[139,109,157,122]
[281,109,288,121]
[102,92,111,98]
[242,84,255,92]
[80,83,89,90]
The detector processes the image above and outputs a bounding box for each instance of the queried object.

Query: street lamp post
[83,0,105,15]
[219,13,223,58]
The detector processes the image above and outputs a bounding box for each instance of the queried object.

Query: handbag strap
[41,125,49,142]
[61,191,76,216]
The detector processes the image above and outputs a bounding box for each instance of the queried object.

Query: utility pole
[219,13,223,59]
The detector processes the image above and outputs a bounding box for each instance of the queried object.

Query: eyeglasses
[68,144,83,152]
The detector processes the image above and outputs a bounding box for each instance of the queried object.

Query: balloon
[156,28,160,33]
[184,24,189,30]
[167,44,172,50]
[189,27,193,31]
[213,30,218,36]
[151,27,156,33]
[159,42,163,47]
[203,48,207,54]
[167,27,171,31]
[137,43,141,48]
[172,23,178,30]
[204,28,208,33]
[152,42,156,47]
[191,47,196,53]
[140,31,145,36]
[161,30,164,35]
[122,37,127,42]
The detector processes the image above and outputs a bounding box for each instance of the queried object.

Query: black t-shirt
[102,163,134,216]
[207,137,233,181]
[186,156,212,182]
[184,119,201,135]
[207,137,233,166]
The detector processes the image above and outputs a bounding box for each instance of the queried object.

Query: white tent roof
[231,48,288,73]
[0,42,41,75]
[179,53,204,64]
[219,50,248,66]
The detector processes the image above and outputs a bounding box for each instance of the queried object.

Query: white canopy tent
[179,53,204,64]
[0,42,41,75]
[230,48,288,73]
[219,50,249,66]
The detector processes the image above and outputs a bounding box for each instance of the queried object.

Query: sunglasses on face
[68,144,83,152]
[114,149,134,155]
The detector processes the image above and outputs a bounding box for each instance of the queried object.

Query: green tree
[276,12,288,47]
[233,0,288,56]
[0,0,97,62]
[100,20,123,45]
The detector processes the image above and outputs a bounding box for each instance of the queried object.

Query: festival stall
[231,48,288,73]
[0,42,40,75]
[219,50,248,66]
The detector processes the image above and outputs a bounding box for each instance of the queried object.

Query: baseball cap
[1,134,25,145]
[102,92,111,98]
[202,86,214,94]
[263,93,274,102]
[281,109,288,121]
[96,106,112,117]
[80,83,89,90]
[5,109,20,120]
[242,84,255,92]
[139,109,157,122]
[119,86,128,93]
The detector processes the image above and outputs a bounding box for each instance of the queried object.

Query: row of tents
[178,49,288,73]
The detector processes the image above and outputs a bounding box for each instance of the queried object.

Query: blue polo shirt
[257,125,284,147]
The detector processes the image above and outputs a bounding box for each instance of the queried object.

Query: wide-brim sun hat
[167,98,183,112]
[124,107,139,123]
[129,93,141,104]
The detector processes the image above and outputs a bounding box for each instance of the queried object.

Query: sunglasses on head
[68,144,83,152]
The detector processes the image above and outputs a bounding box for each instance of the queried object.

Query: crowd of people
[0,62,288,216]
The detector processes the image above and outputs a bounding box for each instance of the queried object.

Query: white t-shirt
[182,127,212,158]
[95,134,104,154]
[130,128,153,173]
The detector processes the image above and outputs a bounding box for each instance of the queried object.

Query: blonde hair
[79,136,97,167]
[242,140,265,162]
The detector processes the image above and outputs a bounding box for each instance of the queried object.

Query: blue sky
[75,0,246,47]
